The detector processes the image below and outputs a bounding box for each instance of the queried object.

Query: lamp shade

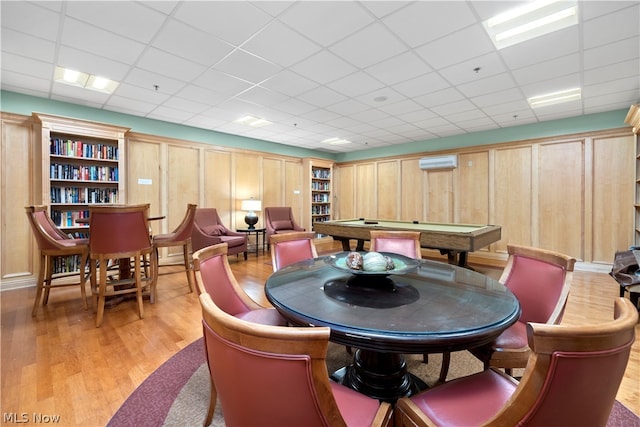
[241,199,262,212]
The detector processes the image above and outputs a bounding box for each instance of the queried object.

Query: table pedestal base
[331,349,427,402]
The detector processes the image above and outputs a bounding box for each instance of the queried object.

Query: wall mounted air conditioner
[419,155,458,170]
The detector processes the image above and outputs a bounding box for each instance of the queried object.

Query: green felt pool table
[313,219,501,267]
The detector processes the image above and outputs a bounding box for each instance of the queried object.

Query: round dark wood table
[265,252,520,402]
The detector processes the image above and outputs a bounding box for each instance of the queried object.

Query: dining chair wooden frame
[469,243,576,375]
[394,298,637,427]
[199,291,393,427]
[88,204,156,328]
[151,203,197,299]
[25,205,90,316]
[269,231,318,272]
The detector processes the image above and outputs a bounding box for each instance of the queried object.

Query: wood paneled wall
[334,130,634,264]
[0,111,634,290]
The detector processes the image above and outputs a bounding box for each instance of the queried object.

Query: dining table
[265,251,520,402]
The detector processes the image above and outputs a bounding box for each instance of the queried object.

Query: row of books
[311,205,330,215]
[50,163,118,182]
[312,168,331,179]
[311,181,330,191]
[50,138,118,160]
[312,193,330,203]
[50,210,90,227]
[50,254,85,274]
[51,187,118,205]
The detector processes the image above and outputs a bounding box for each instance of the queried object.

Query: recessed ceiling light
[484,0,578,49]
[234,115,272,128]
[322,137,352,145]
[528,88,581,108]
[54,66,118,94]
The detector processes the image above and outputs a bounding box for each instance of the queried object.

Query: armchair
[264,206,305,245]
[270,231,318,271]
[191,208,247,260]
[25,205,89,316]
[199,291,392,427]
[394,298,637,427]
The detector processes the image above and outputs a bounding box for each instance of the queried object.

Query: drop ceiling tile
[296,86,348,108]
[584,59,640,86]
[438,52,506,86]
[377,99,423,115]
[192,69,253,97]
[291,50,358,85]
[520,73,582,98]
[364,51,431,85]
[174,85,228,106]
[124,68,187,95]
[241,20,322,67]
[472,88,525,109]
[65,1,167,42]
[414,25,494,70]
[584,76,640,98]
[1,28,56,62]
[582,4,639,49]
[457,73,517,98]
[214,49,282,85]
[136,47,207,82]
[61,18,146,64]
[381,1,477,48]
[511,54,580,87]
[114,83,171,105]
[431,100,478,117]
[104,95,159,115]
[174,1,272,46]
[414,87,465,109]
[0,71,51,93]
[1,1,60,39]
[1,52,52,80]
[498,26,579,70]
[583,38,640,71]
[272,97,318,115]
[330,23,407,69]
[236,85,290,106]
[57,46,131,81]
[326,99,371,116]
[360,1,409,19]
[151,19,235,67]
[278,1,374,47]
[393,72,451,98]
[260,70,319,97]
[326,71,386,98]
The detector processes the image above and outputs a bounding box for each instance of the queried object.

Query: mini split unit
[419,155,458,170]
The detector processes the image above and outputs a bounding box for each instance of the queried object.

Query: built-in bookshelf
[302,158,334,233]
[34,113,129,272]
[626,105,640,245]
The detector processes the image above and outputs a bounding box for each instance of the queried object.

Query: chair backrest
[499,244,576,325]
[25,205,74,250]
[270,232,319,271]
[199,292,349,427]
[486,298,637,426]
[194,207,228,233]
[265,207,304,234]
[369,230,421,259]
[193,243,260,315]
[167,203,197,241]
[88,204,151,256]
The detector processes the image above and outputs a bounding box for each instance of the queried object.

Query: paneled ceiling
[2,1,639,153]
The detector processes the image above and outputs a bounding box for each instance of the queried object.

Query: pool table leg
[336,238,366,251]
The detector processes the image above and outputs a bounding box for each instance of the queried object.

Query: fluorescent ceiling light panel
[322,137,351,145]
[234,115,272,127]
[55,66,118,93]
[528,88,581,108]
[484,0,578,49]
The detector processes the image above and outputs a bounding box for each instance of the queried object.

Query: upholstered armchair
[264,207,305,245]
[191,208,247,260]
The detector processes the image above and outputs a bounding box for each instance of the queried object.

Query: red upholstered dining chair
[192,242,286,326]
[25,205,90,316]
[88,204,156,328]
[369,230,421,259]
[151,203,197,298]
[199,291,393,427]
[264,206,305,246]
[394,298,637,427]
[468,244,576,375]
[270,231,318,272]
[191,208,247,259]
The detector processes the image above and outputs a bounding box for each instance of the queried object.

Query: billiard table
[313,219,501,267]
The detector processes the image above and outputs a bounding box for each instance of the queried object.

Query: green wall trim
[1,90,630,163]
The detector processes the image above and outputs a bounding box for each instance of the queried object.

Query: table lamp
[241,198,261,229]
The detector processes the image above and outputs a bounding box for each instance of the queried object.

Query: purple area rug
[109,337,640,427]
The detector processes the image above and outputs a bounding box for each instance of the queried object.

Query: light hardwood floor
[1,243,638,426]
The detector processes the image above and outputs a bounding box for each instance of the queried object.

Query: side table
[236,228,266,256]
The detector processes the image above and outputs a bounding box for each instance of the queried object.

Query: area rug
[108,338,640,426]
